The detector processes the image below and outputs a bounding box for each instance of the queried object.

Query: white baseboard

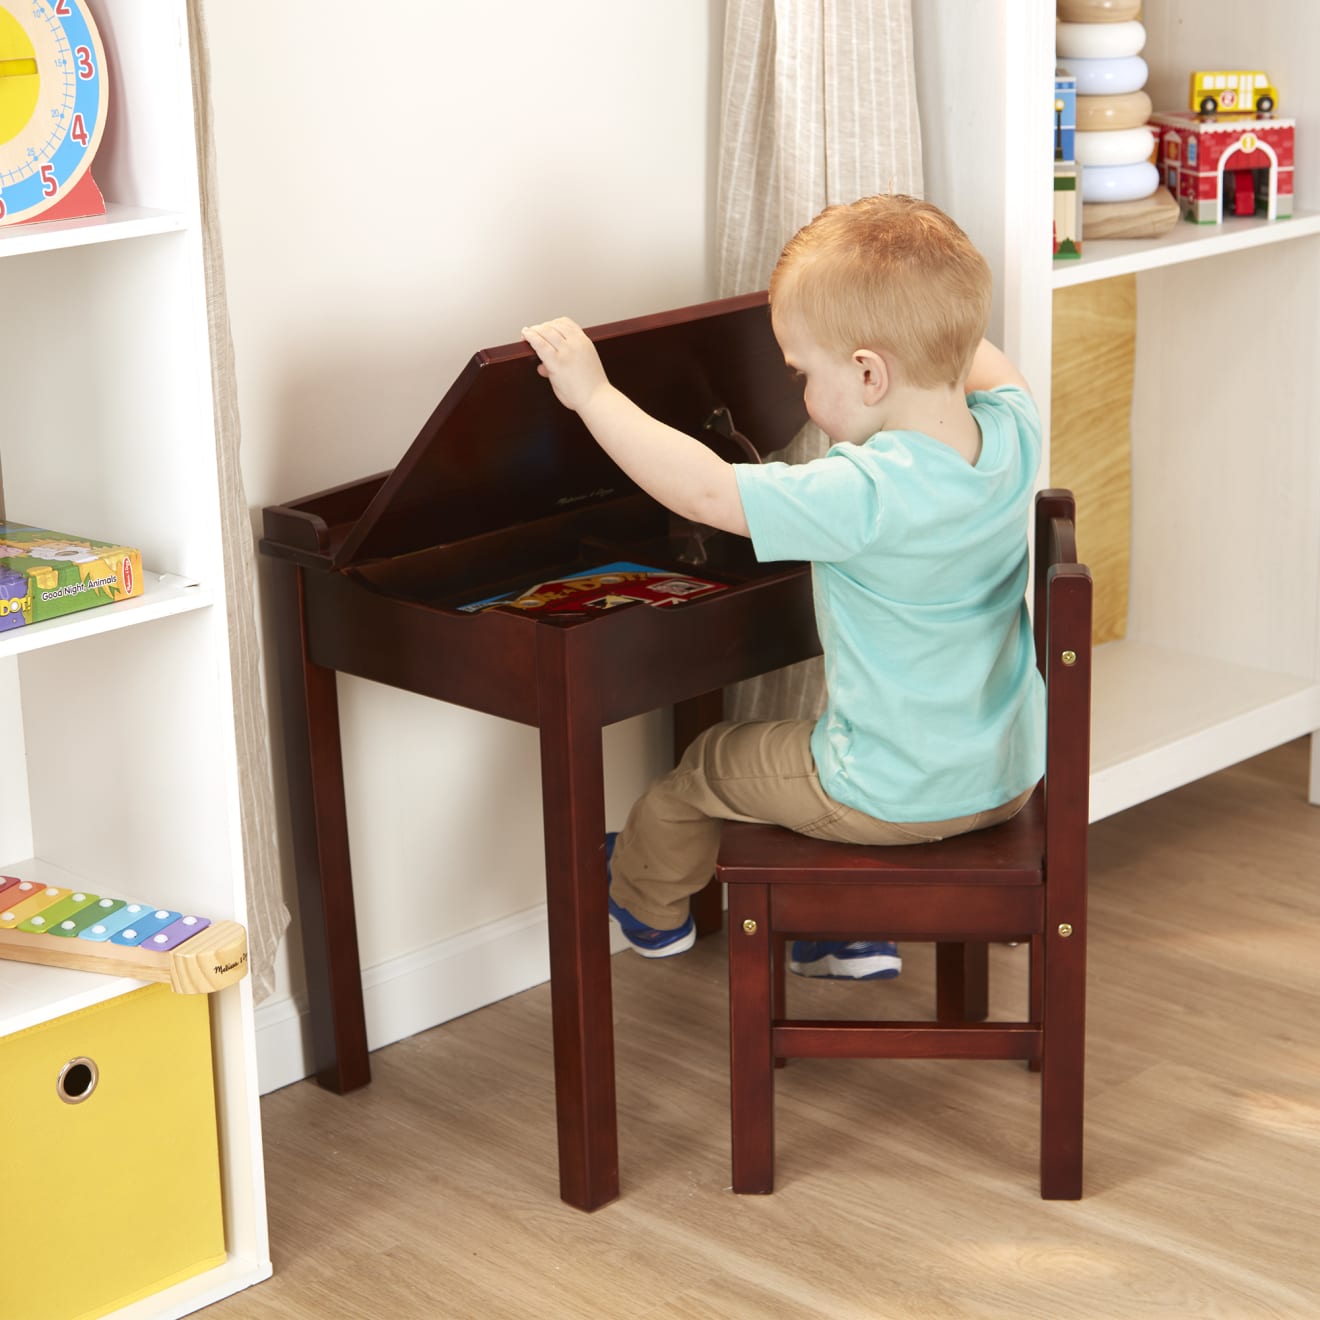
[255,902,630,1095]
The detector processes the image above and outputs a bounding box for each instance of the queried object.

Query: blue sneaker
[605,833,696,959]
[789,940,901,980]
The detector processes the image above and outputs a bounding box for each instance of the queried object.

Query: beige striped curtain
[189,0,289,1001]
[718,0,924,722]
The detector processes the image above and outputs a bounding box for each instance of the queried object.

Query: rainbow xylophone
[0,875,248,994]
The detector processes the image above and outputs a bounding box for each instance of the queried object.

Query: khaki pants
[609,720,1035,930]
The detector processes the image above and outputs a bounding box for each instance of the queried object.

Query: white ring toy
[1056,20,1146,60]
[1075,126,1155,168]
[1058,55,1149,97]
[1082,160,1160,203]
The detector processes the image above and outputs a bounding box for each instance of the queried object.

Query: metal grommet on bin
[57,1056,99,1105]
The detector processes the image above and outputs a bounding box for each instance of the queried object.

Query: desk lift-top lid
[329,292,809,571]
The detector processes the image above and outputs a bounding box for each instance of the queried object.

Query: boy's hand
[522,317,609,414]
[521,315,750,537]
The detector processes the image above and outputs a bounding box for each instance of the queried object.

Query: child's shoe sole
[627,923,697,958]
[789,941,901,980]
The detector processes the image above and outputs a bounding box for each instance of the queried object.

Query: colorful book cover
[0,522,144,632]
[457,561,726,615]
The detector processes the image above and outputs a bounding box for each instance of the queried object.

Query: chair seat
[718,784,1044,887]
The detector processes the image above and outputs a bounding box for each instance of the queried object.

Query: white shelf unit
[0,2,270,1316]
[1052,209,1320,286]
[0,203,187,258]
[915,0,1320,821]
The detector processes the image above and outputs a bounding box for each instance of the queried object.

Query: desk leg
[538,633,619,1211]
[268,562,370,1093]
[675,690,725,937]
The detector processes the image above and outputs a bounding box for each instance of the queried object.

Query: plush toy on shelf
[1055,0,1179,239]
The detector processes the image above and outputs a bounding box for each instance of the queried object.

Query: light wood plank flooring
[212,741,1320,1318]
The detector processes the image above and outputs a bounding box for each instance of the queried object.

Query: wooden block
[1051,276,1135,646]
[1083,186,1180,239]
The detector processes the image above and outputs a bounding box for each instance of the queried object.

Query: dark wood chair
[716,489,1092,1199]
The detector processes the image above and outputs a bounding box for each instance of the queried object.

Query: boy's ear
[854,348,890,405]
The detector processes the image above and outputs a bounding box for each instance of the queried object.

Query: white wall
[206,0,727,1090]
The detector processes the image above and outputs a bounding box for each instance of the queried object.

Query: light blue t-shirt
[733,386,1045,822]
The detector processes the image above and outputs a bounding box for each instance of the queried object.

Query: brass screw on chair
[1061,650,1077,666]
[1058,922,1074,938]
[742,919,758,934]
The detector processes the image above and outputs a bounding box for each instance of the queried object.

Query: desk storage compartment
[0,984,226,1320]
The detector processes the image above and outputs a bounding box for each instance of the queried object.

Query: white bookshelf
[915,0,1320,822]
[0,204,187,258]
[1089,642,1320,819]
[0,0,270,1315]
[1052,209,1320,287]
[0,571,208,659]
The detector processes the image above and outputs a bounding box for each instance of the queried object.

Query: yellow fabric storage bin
[0,983,226,1320]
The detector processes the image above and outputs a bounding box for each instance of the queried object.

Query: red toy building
[1150,110,1295,224]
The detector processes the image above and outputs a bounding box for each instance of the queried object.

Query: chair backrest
[1031,489,1092,898]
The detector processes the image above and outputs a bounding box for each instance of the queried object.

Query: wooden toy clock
[0,0,108,226]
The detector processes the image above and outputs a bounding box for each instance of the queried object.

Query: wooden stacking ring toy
[1056,20,1145,59]
[1081,160,1159,204]
[1057,0,1141,20]
[1077,90,1152,131]
[1075,126,1155,168]
[1060,55,1149,97]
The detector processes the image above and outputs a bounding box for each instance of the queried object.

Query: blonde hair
[769,195,991,389]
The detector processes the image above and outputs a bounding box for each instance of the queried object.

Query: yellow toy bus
[1190,71,1277,116]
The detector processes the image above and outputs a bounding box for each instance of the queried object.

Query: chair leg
[728,885,775,1194]
[935,942,989,1022]
[1039,925,1085,1199]
[773,936,787,1069]
[1028,934,1044,1072]
[690,877,724,937]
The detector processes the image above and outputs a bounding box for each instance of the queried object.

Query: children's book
[457,561,726,615]
[0,522,144,632]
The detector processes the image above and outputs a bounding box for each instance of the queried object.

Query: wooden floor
[212,742,1320,1319]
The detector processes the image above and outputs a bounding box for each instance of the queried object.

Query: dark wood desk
[260,294,820,1211]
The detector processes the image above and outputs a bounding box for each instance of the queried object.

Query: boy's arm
[964,339,1032,394]
[522,317,750,537]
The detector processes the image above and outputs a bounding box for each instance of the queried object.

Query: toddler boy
[522,194,1043,980]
